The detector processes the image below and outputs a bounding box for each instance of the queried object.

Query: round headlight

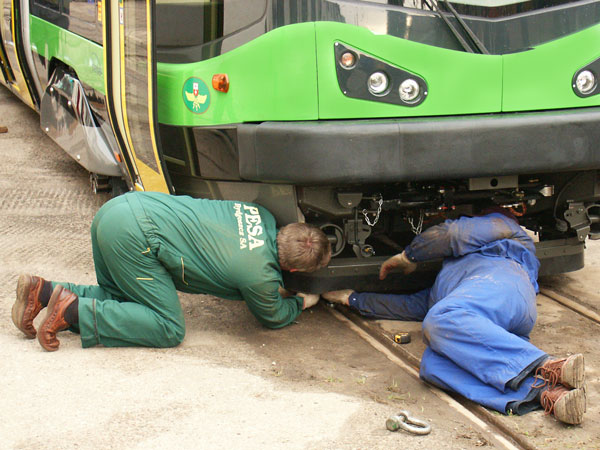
[340,52,356,69]
[576,70,596,95]
[399,78,420,103]
[367,72,389,96]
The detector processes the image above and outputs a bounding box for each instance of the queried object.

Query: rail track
[2,84,598,449]
[328,285,600,450]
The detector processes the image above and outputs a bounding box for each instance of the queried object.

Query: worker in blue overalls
[324,210,586,425]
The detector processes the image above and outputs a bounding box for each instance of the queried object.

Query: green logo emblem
[183,77,210,114]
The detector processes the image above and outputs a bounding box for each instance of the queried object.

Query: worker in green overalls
[12,192,331,351]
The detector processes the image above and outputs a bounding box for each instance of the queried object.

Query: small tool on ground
[386,410,431,435]
[0,126,8,133]
[393,332,411,344]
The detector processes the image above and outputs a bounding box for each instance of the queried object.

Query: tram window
[62,0,100,43]
[34,0,60,12]
[156,0,267,48]
[62,0,96,23]
[32,0,65,26]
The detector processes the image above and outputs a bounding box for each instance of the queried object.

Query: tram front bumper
[238,107,600,185]
[282,238,584,294]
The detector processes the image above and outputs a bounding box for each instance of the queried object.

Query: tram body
[2,0,600,292]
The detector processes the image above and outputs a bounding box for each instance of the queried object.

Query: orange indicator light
[340,52,356,68]
[212,74,230,93]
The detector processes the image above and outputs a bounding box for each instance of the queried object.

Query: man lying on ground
[324,209,586,425]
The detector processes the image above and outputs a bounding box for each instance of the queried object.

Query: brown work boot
[37,285,78,352]
[11,274,50,338]
[540,385,586,425]
[534,354,585,389]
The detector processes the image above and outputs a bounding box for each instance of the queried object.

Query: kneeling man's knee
[160,319,186,347]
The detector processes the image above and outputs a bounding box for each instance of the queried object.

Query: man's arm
[240,281,304,329]
[405,214,529,263]
[324,289,430,321]
[350,289,430,321]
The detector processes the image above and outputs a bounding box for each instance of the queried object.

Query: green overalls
[55,192,304,348]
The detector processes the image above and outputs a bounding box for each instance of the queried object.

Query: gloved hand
[379,251,417,280]
[298,292,320,310]
[322,289,353,306]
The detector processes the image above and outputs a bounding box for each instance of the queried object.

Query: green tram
[2,0,600,292]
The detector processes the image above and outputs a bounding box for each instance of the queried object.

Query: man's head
[477,205,519,224]
[277,223,332,272]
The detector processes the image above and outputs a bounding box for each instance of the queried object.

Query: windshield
[440,0,587,17]
[358,0,589,16]
[157,0,600,62]
[326,0,600,54]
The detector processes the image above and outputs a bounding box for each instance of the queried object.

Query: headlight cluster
[334,42,427,107]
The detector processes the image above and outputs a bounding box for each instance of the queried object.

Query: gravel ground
[0,85,511,449]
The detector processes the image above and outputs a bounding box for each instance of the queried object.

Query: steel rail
[327,287,600,450]
[328,285,600,449]
[539,287,600,325]
[327,306,534,450]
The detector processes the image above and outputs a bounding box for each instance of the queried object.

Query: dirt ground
[0,84,503,449]
[1,84,599,450]
[371,287,600,449]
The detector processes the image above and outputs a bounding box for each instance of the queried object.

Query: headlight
[576,70,596,95]
[367,72,389,96]
[399,79,420,103]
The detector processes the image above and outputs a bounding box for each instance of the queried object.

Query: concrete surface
[2,82,599,450]
[365,286,600,449]
[0,85,502,449]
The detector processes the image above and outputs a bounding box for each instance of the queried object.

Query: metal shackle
[386,410,431,435]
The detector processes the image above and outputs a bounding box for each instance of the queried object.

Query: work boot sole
[553,388,586,425]
[562,354,585,389]
[11,274,36,339]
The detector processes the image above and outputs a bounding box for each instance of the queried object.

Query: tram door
[102,0,170,193]
[0,0,36,108]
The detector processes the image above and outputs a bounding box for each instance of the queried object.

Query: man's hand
[298,292,320,310]
[278,285,295,298]
[379,251,417,280]
[322,289,353,306]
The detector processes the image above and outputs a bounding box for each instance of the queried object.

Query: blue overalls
[349,213,547,414]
